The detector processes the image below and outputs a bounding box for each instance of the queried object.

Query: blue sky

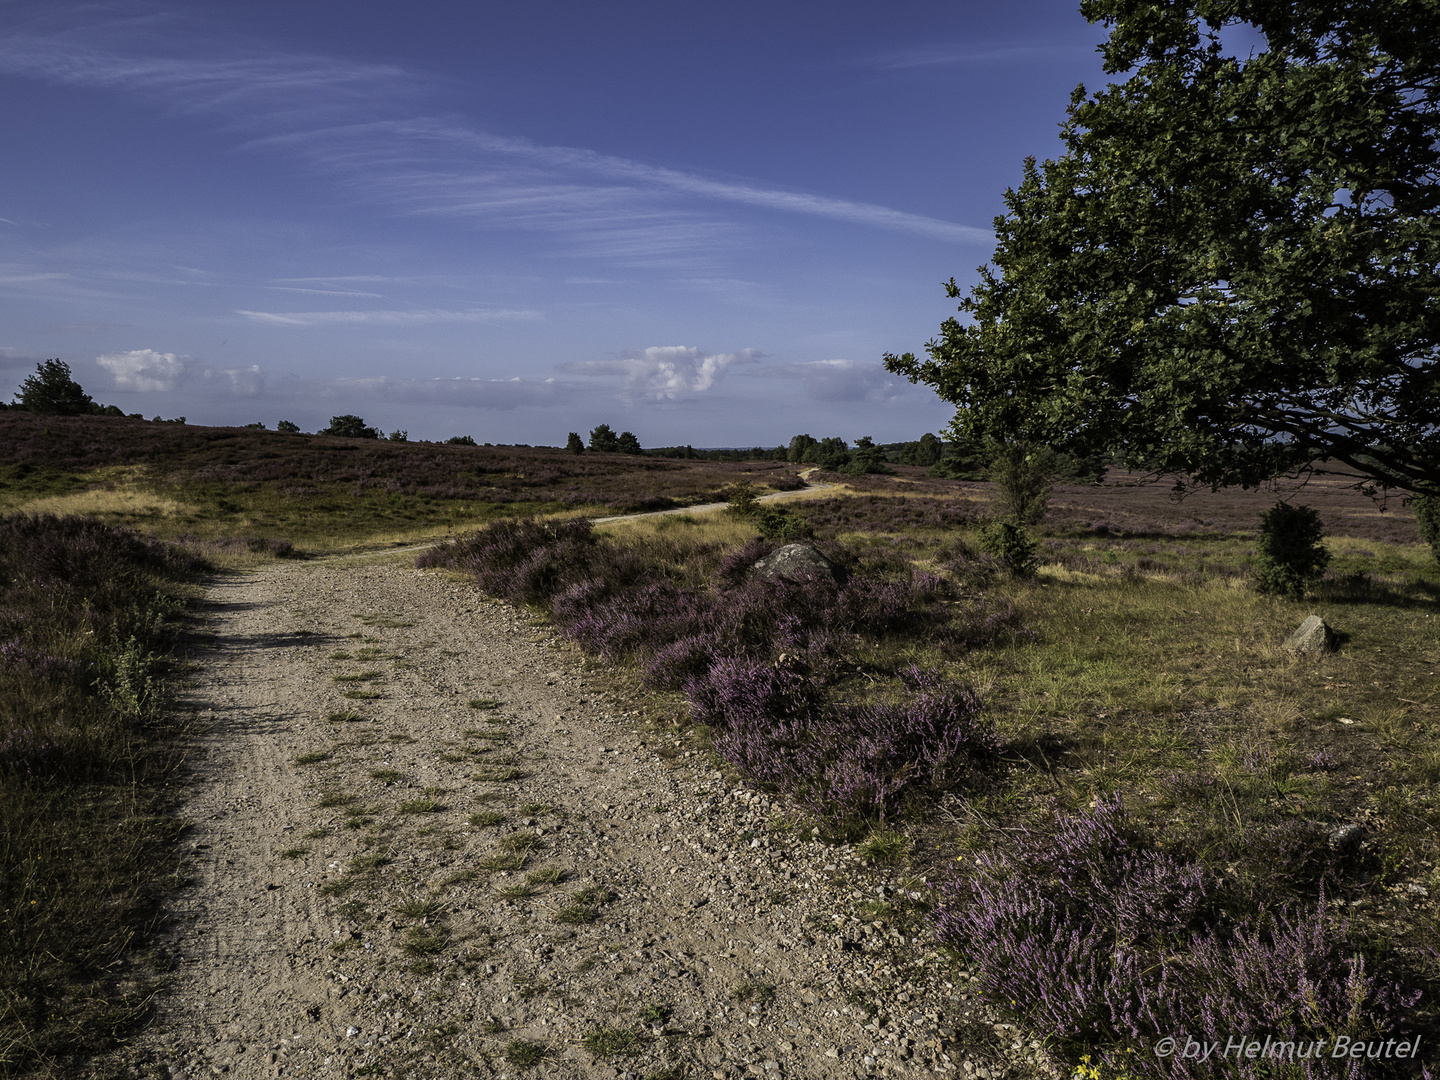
[0,0,1111,446]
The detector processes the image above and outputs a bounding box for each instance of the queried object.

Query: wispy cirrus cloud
[869,42,1081,71]
[235,307,541,327]
[564,346,760,400]
[0,7,990,258]
[263,286,386,298]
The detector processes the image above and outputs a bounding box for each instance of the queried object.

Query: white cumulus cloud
[564,346,758,400]
[97,348,192,391]
[96,349,265,396]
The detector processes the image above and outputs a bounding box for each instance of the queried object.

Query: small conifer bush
[1253,503,1329,598]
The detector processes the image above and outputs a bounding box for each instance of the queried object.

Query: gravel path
[123,558,1051,1080]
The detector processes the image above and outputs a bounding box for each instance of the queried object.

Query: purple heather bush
[423,518,1019,830]
[688,661,995,833]
[931,797,1423,1078]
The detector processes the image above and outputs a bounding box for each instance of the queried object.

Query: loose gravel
[116,558,1057,1080]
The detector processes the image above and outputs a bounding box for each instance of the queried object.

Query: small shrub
[1412,494,1439,567]
[1254,502,1329,598]
[753,505,813,541]
[987,440,1055,526]
[725,480,759,515]
[979,520,1038,577]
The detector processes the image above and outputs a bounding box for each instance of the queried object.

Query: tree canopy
[15,359,96,416]
[885,0,1440,497]
[321,415,379,439]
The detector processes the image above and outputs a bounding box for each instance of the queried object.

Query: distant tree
[899,433,943,467]
[276,420,301,433]
[446,434,477,446]
[787,434,817,464]
[843,435,893,476]
[244,421,267,429]
[15,359,95,416]
[801,436,850,472]
[322,415,378,439]
[616,430,643,455]
[566,432,585,455]
[388,429,408,442]
[589,424,621,453]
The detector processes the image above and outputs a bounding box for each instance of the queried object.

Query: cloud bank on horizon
[0,0,1108,444]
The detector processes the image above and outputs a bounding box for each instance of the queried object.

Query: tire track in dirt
[123,559,1050,1080]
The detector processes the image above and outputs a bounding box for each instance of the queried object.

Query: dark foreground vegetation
[427,482,1439,1078]
[0,515,207,1075]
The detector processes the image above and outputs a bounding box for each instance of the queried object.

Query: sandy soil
[119,556,1052,1080]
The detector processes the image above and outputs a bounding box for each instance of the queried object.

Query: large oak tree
[886,0,1439,497]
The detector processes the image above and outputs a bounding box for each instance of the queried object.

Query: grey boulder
[748,543,844,585]
[1284,615,1336,655]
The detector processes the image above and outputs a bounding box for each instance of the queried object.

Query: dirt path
[125,558,1049,1080]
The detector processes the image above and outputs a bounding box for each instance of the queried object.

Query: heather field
[0,412,803,552]
[428,477,1439,1078]
[4,419,1439,1077]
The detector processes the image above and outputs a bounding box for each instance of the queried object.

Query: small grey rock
[1284,615,1336,655]
[1329,823,1366,852]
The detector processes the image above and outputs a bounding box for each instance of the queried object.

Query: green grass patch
[503,1040,547,1068]
[394,898,442,919]
[333,670,383,683]
[581,1027,640,1057]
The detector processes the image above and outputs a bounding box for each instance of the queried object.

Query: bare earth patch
[118,558,1052,1080]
